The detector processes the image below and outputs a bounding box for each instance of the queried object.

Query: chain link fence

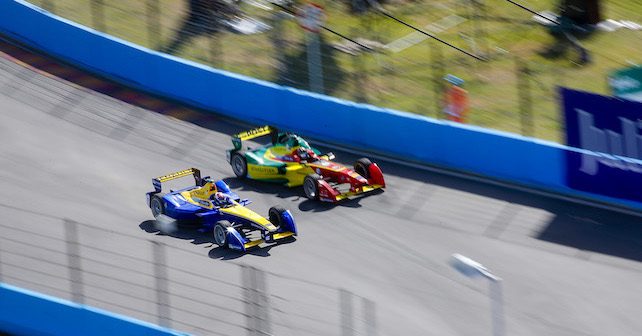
[26,0,642,142]
[0,203,378,336]
[0,49,381,336]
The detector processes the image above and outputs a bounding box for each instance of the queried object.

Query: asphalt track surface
[1,45,642,336]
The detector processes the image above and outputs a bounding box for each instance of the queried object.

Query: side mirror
[324,152,335,160]
[240,199,252,206]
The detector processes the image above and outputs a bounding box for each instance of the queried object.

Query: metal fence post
[306,31,324,94]
[91,0,106,32]
[470,0,488,57]
[242,265,271,335]
[352,53,367,103]
[146,0,160,49]
[271,10,287,84]
[516,57,534,136]
[431,45,445,118]
[207,9,221,67]
[64,219,84,304]
[339,288,354,336]
[490,278,505,336]
[0,235,4,282]
[152,241,172,328]
[350,26,368,103]
[357,13,378,103]
[41,0,55,12]
[362,297,377,336]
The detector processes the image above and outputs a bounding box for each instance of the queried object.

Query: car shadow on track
[139,220,213,245]
[139,220,296,260]
[225,177,302,200]
[297,190,384,212]
[224,177,383,212]
[315,147,642,262]
[536,206,642,262]
[208,237,297,260]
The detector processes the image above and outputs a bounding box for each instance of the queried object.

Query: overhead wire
[504,0,559,25]
[360,0,485,61]
[268,1,377,52]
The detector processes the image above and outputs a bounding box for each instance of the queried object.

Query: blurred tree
[539,0,600,65]
[346,0,389,14]
[559,0,601,25]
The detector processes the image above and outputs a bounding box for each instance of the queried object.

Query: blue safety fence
[1,0,640,216]
[0,282,187,336]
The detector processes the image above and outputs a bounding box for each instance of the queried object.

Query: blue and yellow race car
[146,168,297,251]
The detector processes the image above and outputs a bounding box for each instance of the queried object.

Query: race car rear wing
[152,168,201,192]
[231,125,276,150]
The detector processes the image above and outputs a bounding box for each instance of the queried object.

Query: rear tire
[354,158,372,179]
[268,206,287,228]
[213,220,232,247]
[150,194,165,217]
[231,153,247,178]
[303,174,322,200]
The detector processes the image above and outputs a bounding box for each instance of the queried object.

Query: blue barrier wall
[0,283,186,336]
[1,0,641,213]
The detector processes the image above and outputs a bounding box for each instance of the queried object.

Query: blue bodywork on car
[147,168,297,251]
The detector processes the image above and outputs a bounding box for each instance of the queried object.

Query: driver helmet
[297,138,312,150]
[285,135,299,149]
[214,192,227,203]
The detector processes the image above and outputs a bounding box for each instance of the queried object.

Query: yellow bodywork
[156,168,199,182]
[283,165,316,186]
[180,183,278,232]
[242,231,294,249]
[219,205,276,231]
[177,181,221,210]
[234,125,274,141]
[264,145,290,158]
[247,164,280,179]
[246,162,315,186]
[333,184,384,201]
[246,145,320,186]
[180,191,215,210]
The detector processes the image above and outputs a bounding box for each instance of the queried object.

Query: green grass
[29,0,642,142]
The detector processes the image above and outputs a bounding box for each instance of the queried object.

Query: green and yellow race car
[225,126,385,202]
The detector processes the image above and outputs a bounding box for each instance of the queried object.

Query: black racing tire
[354,158,373,179]
[231,153,248,178]
[303,173,322,200]
[150,194,166,217]
[268,206,287,228]
[213,220,232,247]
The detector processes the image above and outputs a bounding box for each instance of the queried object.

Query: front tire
[268,206,287,228]
[303,174,322,200]
[150,194,165,217]
[354,158,372,179]
[213,220,232,247]
[231,153,248,178]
